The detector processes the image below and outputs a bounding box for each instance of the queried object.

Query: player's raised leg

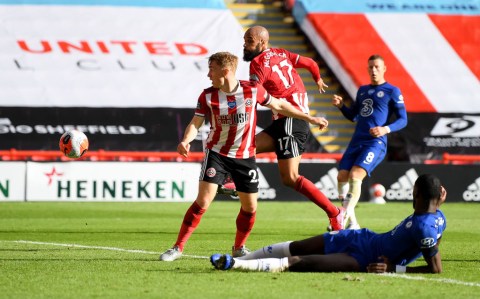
[278,156,345,230]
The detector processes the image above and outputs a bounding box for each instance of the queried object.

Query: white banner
[0,162,26,201]
[366,13,480,113]
[26,161,200,201]
[0,5,248,108]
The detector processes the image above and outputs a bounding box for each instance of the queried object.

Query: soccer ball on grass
[369,183,386,204]
[59,130,89,159]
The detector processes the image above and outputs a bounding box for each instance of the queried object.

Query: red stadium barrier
[3,150,479,164]
[442,153,480,164]
[0,149,343,162]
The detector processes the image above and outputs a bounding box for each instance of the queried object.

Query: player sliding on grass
[160,52,328,261]
[211,173,446,273]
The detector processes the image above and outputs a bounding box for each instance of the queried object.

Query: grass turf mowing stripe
[3,240,480,288]
[4,240,209,259]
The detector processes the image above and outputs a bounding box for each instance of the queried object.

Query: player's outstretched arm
[177,115,204,158]
[311,116,328,131]
[332,94,357,121]
[366,256,394,273]
[367,245,443,274]
[294,56,327,93]
[412,242,442,274]
[332,94,344,108]
[316,78,328,94]
[386,103,408,132]
[392,250,442,274]
[266,97,328,130]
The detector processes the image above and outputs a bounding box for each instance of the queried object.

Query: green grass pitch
[1,201,479,298]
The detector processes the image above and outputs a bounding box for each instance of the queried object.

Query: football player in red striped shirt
[160,52,328,262]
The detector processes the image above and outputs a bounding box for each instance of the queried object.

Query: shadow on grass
[145,268,215,274]
[442,259,480,263]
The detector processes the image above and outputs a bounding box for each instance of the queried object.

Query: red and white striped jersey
[195,80,272,158]
[249,48,310,120]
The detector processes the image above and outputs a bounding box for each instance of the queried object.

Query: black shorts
[262,117,309,159]
[200,149,258,193]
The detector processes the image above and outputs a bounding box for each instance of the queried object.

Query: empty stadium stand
[226,0,355,153]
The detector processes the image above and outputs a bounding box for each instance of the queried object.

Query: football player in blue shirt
[332,54,408,229]
[211,173,446,274]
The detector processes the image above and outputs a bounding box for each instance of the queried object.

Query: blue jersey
[373,209,446,266]
[340,82,407,146]
[323,210,446,271]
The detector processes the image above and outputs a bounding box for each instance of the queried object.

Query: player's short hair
[208,52,238,73]
[368,54,384,62]
[414,174,442,207]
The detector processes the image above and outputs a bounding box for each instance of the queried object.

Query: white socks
[232,257,289,272]
[236,241,292,260]
[337,181,349,201]
[343,178,362,226]
[231,241,292,272]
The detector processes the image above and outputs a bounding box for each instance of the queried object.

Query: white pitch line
[381,273,480,288]
[3,240,480,288]
[5,240,209,259]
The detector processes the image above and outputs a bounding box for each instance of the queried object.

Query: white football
[59,130,89,159]
[370,183,386,198]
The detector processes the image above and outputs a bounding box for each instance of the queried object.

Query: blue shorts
[323,228,379,271]
[338,140,386,176]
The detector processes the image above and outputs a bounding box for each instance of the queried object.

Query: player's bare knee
[195,196,214,209]
[280,173,298,188]
[194,199,210,209]
[238,195,257,212]
[337,170,349,182]
[282,178,297,188]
